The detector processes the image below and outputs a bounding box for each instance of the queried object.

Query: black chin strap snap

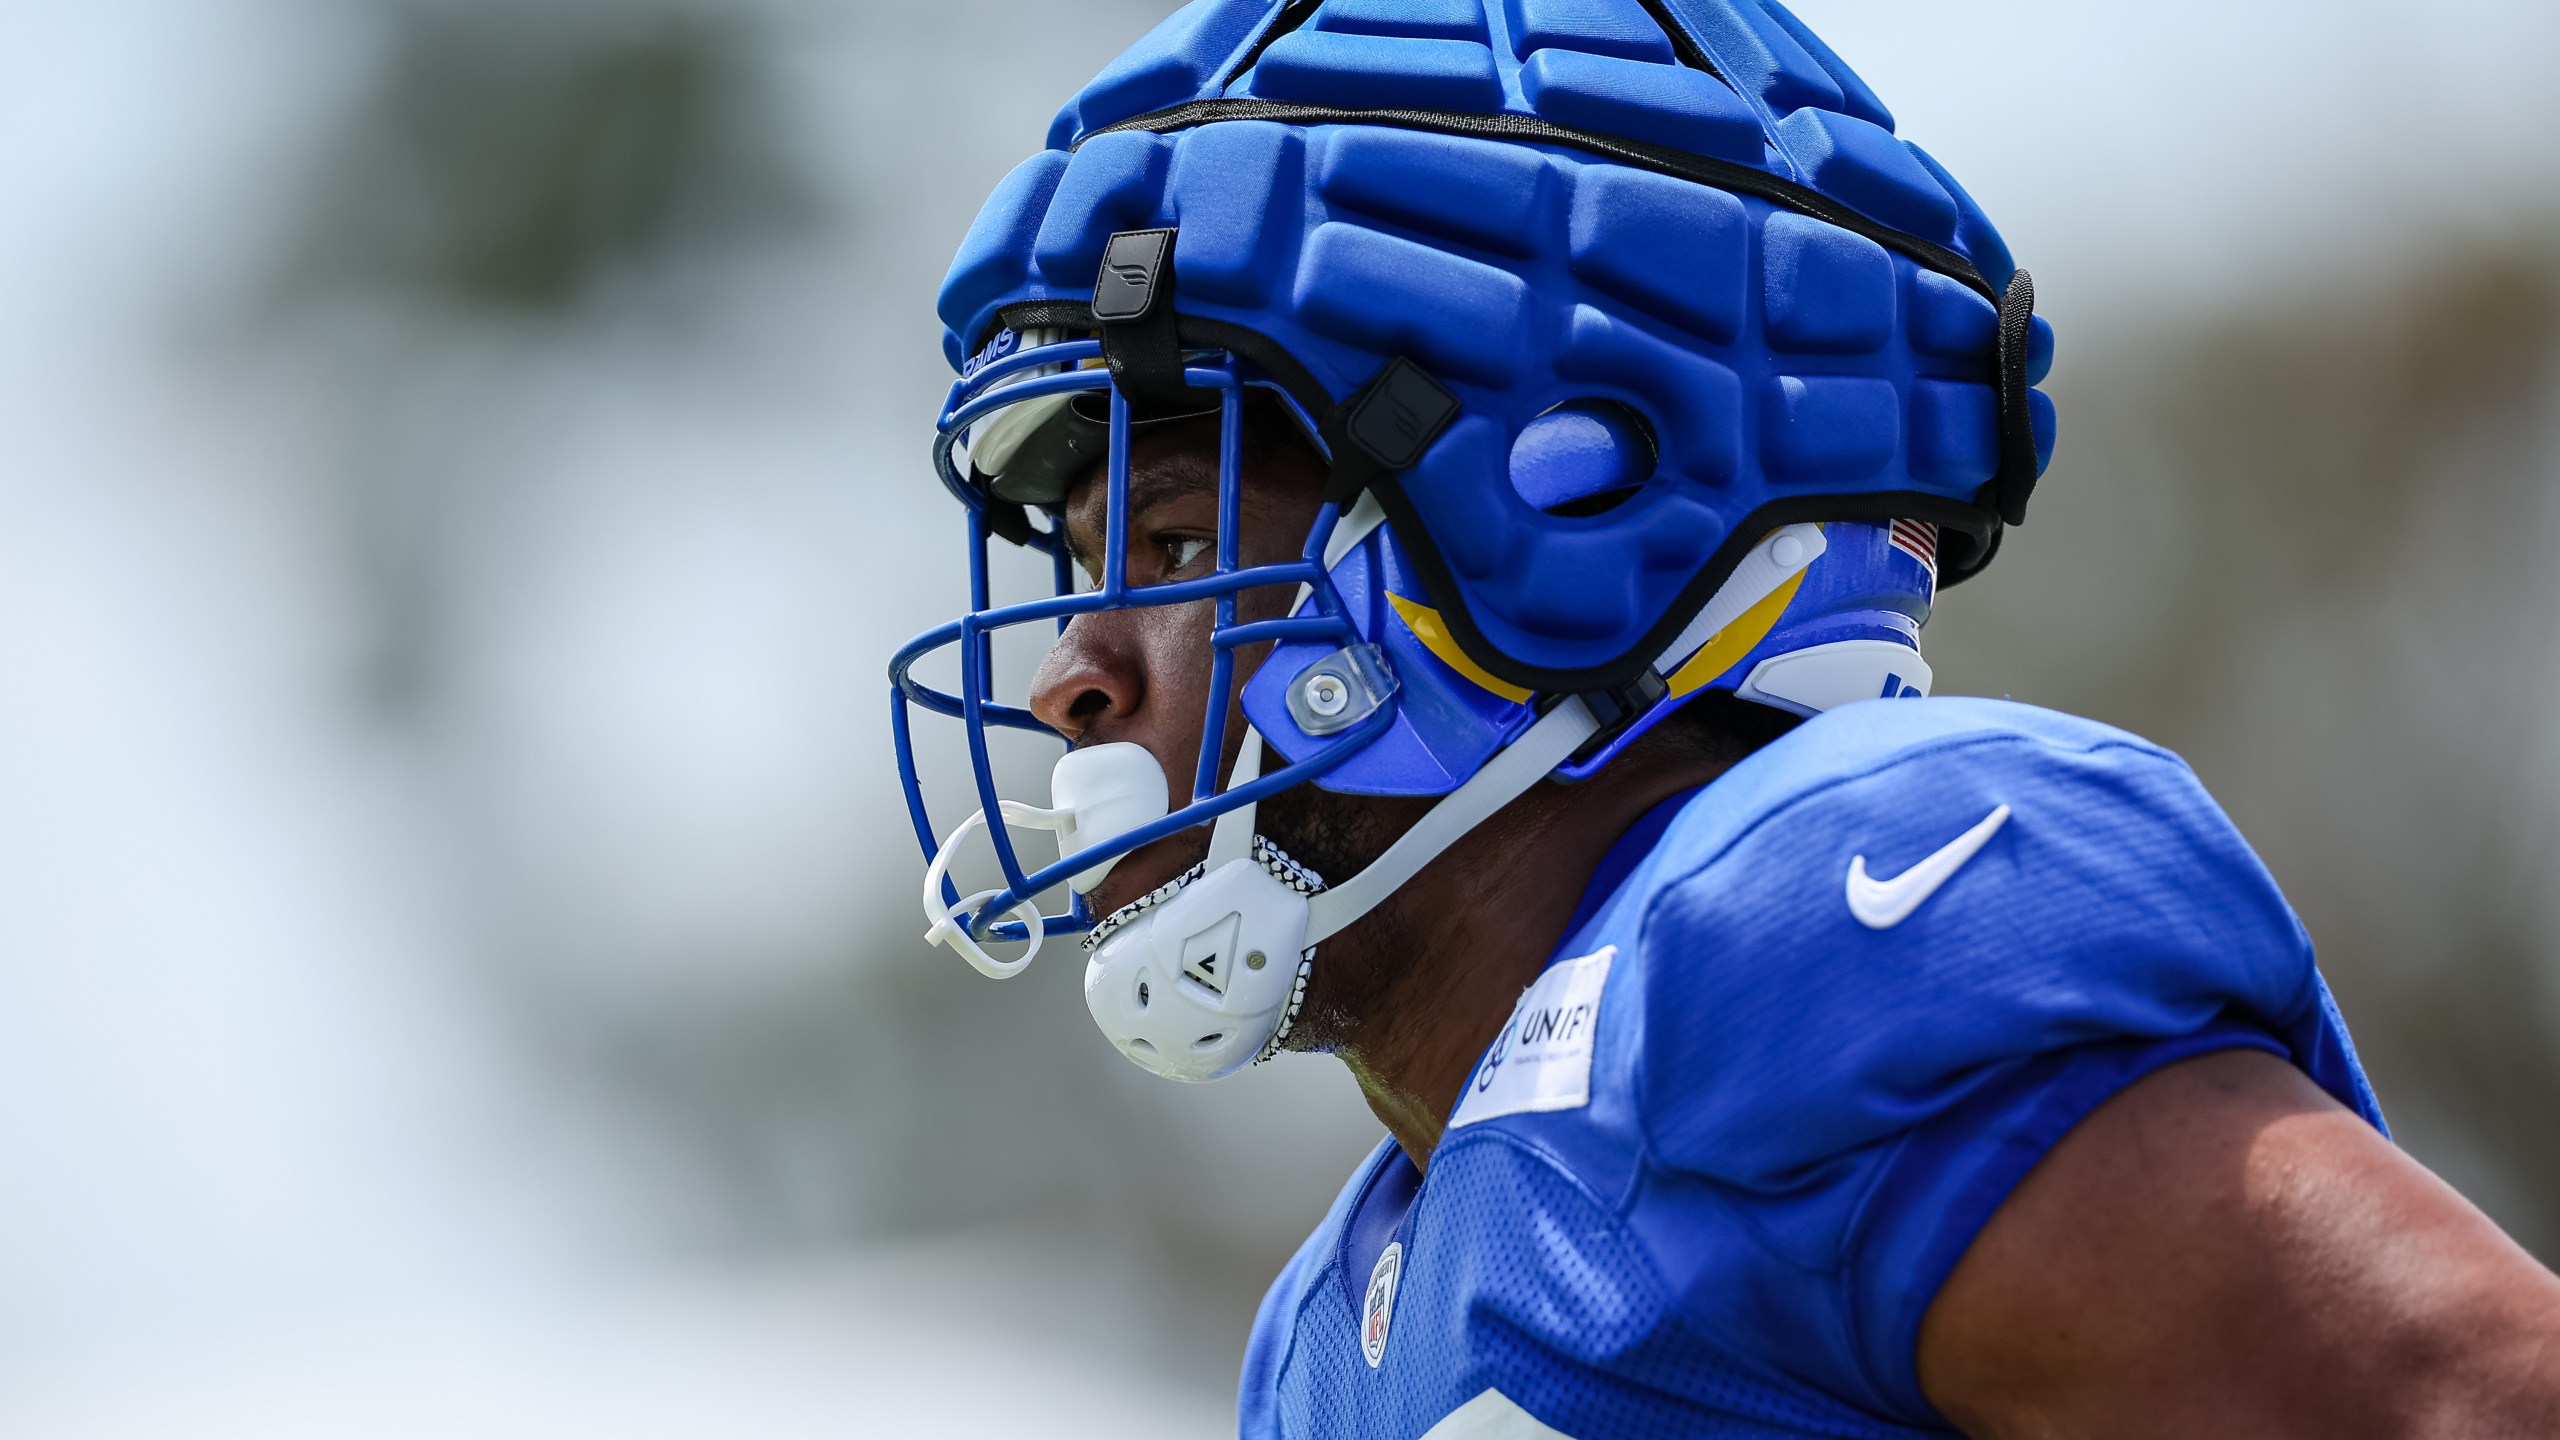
[1319,356,1462,505]
[1092,229,1217,417]
[1092,231,1461,503]
[1990,268,2042,527]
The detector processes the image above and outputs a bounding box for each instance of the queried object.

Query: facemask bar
[889,336,1406,954]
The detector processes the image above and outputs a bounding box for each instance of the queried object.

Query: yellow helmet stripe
[1384,561,1805,709]
[1665,566,1807,697]
[1385,592,1536,704]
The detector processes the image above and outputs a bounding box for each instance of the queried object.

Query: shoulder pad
[1633,697,2319,1185]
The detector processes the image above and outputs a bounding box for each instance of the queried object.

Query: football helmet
[890,0,2056,1080]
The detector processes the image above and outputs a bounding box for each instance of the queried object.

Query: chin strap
[1189,488,1387,875]
[1206,728,1262,871]
[1306,696,1598,944]
[1324,492,1390,570]
[1204,687,1599,953]
[1077,696,1599,1083]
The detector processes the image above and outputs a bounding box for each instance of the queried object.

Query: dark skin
[1030,414,1738,1153]
[1025,418,2560,1435]
[1921,1048,2560,1437]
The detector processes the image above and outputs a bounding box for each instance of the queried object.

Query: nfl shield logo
[1361,1241,1404,1369]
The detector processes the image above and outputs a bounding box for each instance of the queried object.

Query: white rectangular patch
[1449,946,1613,1130]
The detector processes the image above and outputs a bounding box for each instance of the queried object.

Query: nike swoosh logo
[1846,805,2011,930]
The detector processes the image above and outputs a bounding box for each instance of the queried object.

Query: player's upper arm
[1917,1046,2560,1439]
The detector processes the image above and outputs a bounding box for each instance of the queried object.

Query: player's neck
[1332,738,1737,1170]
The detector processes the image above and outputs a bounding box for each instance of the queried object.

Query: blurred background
[1,0,2555,1433]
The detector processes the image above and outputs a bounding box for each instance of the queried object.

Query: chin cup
[922,699,1602,1083]
[1082,853,1317,1084]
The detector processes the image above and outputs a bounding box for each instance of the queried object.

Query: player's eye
[1163,536,1212,572]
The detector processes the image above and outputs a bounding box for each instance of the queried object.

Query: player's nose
[1029,612,1145,743]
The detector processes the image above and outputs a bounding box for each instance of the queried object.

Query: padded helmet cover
[936,0,2056,694]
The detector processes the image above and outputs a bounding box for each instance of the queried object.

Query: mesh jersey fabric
[1238,697,2384,1438]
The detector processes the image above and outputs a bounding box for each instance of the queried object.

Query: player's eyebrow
[1062,463,1220,574]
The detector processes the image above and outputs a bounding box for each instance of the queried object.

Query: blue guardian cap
[890,0,2057,1079]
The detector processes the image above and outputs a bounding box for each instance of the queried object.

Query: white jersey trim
[1419,1388,1576,1439]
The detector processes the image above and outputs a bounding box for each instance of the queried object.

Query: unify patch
[1449,946,1614,1129]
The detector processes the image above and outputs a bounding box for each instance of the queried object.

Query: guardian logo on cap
[1090,228,1172,323]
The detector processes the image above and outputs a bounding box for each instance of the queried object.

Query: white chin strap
[1076,697,1598,1082]
[915,501,1399,990]
[917,696,1598,1080]
[922,498,1607,1080]
[922,510,1925,1079]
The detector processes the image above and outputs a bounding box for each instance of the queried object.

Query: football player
[890,1,2560,1434]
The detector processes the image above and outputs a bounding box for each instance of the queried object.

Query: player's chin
[1084,831,1210,921]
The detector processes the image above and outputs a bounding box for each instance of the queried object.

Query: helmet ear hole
[1510,400,1658,517]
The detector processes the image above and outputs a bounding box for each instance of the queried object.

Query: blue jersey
[1239,698,2382,1439]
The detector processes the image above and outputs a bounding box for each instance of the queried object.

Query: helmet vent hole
[1546,486,1642,519]
[1193,1033,1226,1052]
[1510,400,1658,518]
[1135,979,1150,1010]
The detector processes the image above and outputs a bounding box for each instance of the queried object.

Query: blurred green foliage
[301,0,813,311]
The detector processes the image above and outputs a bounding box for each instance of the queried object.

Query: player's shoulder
[1664,694,2196,860]
[1630,694,2284,948]
[1612,696,2325,1180]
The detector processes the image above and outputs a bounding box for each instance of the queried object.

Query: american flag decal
[1889,519,1939,574]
